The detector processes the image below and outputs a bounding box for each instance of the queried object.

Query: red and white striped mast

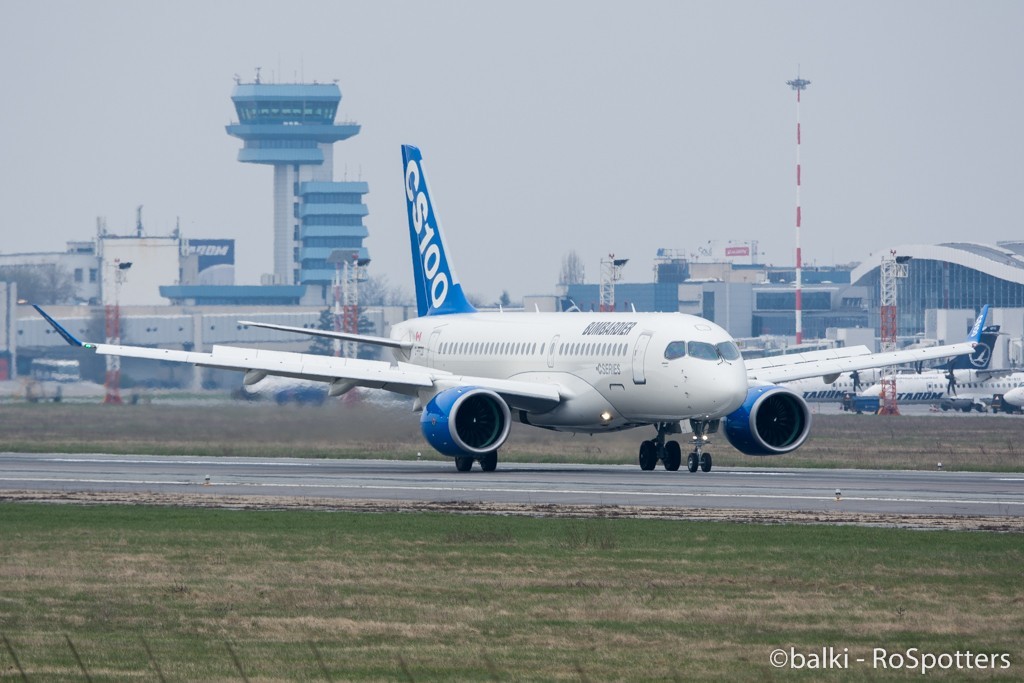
[787,72,810,345]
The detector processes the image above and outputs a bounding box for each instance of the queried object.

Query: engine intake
[421,387,511,457]
[723,385,812,456]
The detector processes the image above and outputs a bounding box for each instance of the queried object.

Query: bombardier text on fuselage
[35,145,987,473]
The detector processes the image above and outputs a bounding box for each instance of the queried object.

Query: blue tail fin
[402,145,476,317]
[952,305,995,370]
[967,305,989,344]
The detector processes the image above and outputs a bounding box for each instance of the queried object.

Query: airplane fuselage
[860,370,1024,405]
[391,311,749,432]
[783,369,883,402]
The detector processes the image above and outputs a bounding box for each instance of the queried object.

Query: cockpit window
[664,341,687,360]
[716,341,741,361]
[687,341,718,361]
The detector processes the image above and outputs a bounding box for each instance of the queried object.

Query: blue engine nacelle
[420,386,512,457]
[723,385,812,456]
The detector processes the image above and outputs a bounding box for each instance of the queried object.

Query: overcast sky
[2,1,1021,303]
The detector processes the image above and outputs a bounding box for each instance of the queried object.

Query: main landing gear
[637,420,715,473]
[454,451,498,473]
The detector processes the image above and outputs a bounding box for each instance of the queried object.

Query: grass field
[1,503,1021,681]
[0,400,1022,471]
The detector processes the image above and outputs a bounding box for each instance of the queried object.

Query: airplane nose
[697,363,747,415]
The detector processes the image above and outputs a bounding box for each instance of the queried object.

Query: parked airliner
[860,367,1024,412]
[782,369,880,403]
[35,145,985,472]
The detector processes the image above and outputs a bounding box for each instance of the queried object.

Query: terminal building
[851,242,1024,366]
[851,242,1024,336]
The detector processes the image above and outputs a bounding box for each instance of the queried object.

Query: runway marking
[44,457,318,467]
[3,477,1021,507]
[3,477,194,486]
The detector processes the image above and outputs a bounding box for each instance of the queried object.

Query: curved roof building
[850,242,1024,335]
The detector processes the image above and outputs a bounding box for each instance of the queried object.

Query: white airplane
[860,366,1024,412]
[34,145,986,473]
[1002,385,1024,410]
[782,368,881,403]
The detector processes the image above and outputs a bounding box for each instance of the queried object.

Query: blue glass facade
[855,259,1024,335]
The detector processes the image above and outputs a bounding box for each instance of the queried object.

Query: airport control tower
[226,78,370,292]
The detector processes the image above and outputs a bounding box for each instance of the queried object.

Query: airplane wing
[237,320,413,350]
[747,305,989,384]
[746,341,978,384]
[33,306,561,411]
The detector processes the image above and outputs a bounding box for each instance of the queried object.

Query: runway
[1,452,1021,519]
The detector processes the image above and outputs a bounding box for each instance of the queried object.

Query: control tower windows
[235,103,338,124]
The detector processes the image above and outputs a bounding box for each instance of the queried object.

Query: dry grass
[0,504,1021,681]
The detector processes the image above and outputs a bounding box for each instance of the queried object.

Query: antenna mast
[786,72,810,344]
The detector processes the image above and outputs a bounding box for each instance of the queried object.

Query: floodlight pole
[787,73,810,344]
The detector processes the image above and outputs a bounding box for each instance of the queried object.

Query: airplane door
[428,329,442,367]
[632,333,652,385]
[547,335,559,368]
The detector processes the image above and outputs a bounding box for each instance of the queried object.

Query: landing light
[600,411,612,422]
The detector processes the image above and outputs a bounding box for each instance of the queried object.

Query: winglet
[967,305,989,344]
[33,305,90,348]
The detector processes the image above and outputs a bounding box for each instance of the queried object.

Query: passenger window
[687,341,718,361]
[664,341,687,360]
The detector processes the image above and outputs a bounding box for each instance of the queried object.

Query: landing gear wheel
[687,452,699,473]
[638,440,658,471]
[700,452,713,473]
[663,441,682,471]
[479,452,498,472]
[454,456,473,472]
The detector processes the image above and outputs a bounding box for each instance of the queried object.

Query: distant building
[564,253,867,339]
[226,80,370,298]
[0,230,238,307]
[0,241,100,304]
[851,242,1024,336]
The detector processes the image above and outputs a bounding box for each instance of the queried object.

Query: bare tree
[359,274,414,307]
[559,250,586,286]
[0,265,76,304]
